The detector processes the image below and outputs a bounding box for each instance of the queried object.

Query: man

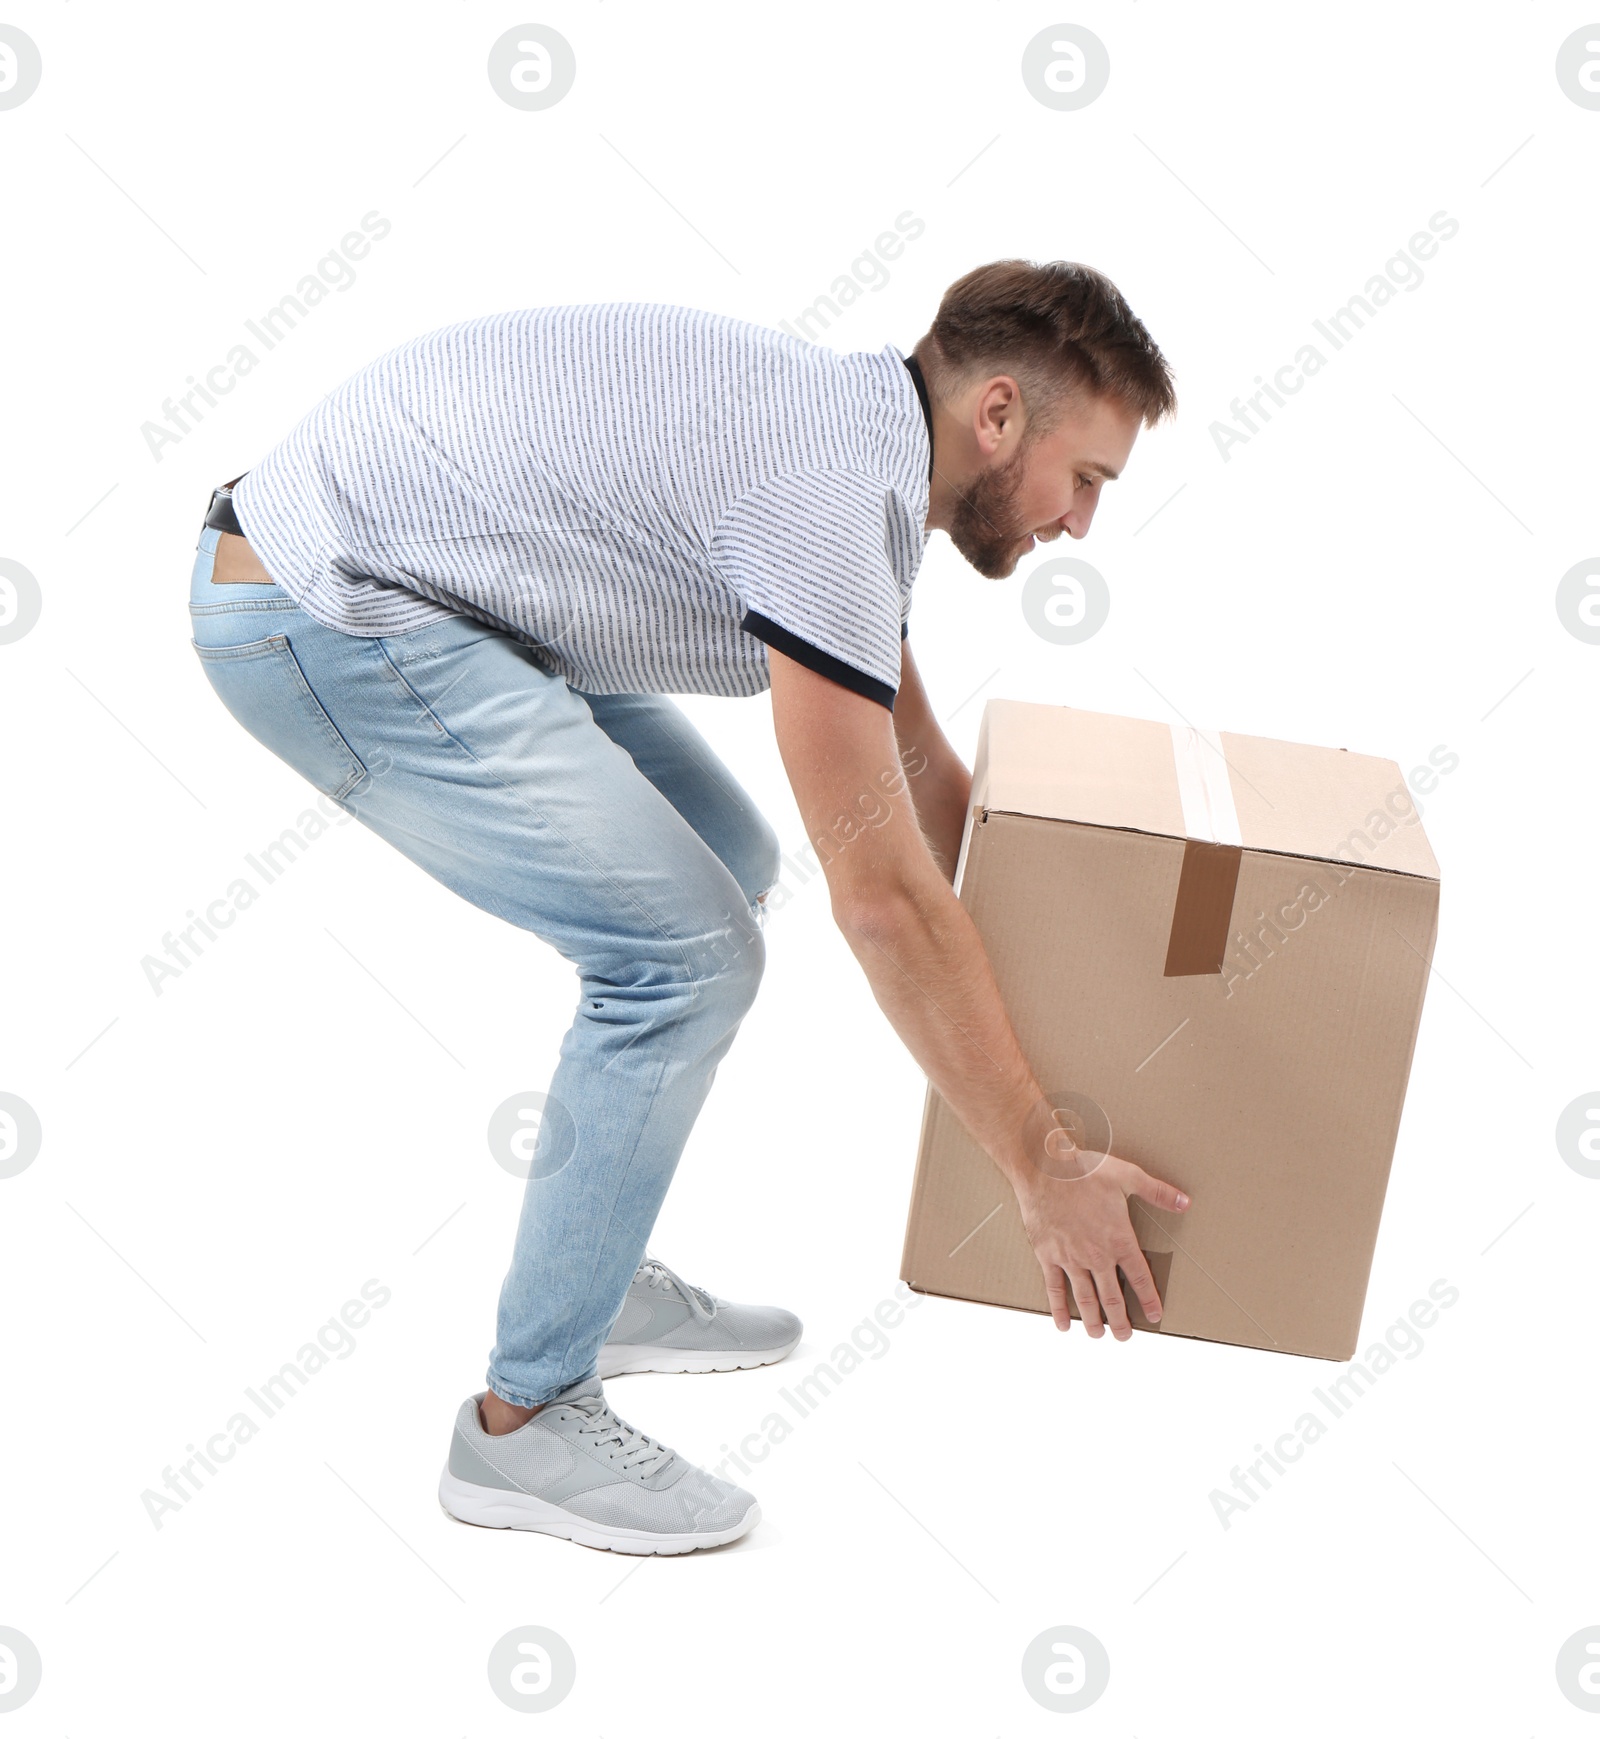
[188,259,1190,1556]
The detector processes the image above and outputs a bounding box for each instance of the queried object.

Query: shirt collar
[900,351,934,487]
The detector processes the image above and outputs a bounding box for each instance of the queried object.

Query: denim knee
[696,913,766,1022]
[596,907,765,1044]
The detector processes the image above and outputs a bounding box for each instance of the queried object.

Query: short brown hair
[913,259,1176,434]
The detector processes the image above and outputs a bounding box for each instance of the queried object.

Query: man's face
[945,389,1144,579]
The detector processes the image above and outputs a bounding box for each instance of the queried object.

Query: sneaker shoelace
[637,1254,717,1324]
[563,1389,676,1477]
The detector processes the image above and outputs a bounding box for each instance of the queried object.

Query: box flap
[972,700,1439,881]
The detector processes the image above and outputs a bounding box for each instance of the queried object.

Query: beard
[944,442,1035,578]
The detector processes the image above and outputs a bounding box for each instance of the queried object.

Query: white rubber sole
[596,1331,802,1379]
[438,1468,759,1555]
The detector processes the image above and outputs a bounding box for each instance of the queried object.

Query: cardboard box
[899,699,1440,1362]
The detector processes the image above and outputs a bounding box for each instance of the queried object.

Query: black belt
[204,472,248,538]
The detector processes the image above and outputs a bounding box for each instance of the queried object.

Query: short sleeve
[712,468,904,710]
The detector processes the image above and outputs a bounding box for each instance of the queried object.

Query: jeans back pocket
[192,634,368,801]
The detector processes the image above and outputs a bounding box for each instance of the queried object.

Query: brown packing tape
[1163,838,1242,976]
[1064,1249,1173,1330]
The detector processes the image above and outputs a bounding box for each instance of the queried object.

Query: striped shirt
[231,303,934,709]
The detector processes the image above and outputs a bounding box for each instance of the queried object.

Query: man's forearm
[838,873,1047,1188]
[890,647,972,881]
[906,762,971,881]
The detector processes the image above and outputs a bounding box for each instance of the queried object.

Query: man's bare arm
[891,638,972,882]
[766,646,1190,1338]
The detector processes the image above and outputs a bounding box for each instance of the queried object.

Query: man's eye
[1078,474,1096,491]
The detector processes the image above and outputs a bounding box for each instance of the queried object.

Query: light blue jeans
[189,524,779,1407]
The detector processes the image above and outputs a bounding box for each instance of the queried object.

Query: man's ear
[975,375,1023,455]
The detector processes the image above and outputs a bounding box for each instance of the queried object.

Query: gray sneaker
[597,1254,803,1379]
[438,1378,758,1554]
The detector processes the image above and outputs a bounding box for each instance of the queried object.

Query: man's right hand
[1012,1146,1190,1340]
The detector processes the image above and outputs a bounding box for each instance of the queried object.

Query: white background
[2,3,1597,1731]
